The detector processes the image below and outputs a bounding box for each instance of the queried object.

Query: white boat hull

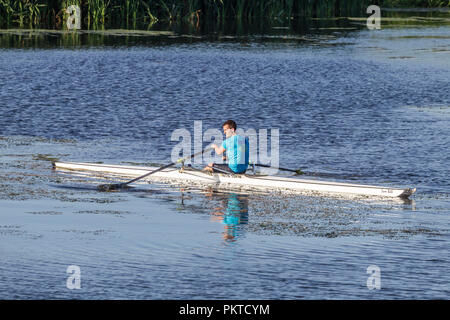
[53,161,416,198]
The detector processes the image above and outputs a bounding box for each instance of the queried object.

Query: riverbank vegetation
[0,0,448,29]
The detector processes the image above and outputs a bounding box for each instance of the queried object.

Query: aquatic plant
[87,0,109,27]
[0,0,47,27]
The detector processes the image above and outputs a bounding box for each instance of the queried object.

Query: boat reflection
[206,192,249,242]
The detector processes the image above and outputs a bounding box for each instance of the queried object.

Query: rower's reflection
[207,192,249,242]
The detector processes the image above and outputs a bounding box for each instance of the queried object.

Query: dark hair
[222,120,237,130]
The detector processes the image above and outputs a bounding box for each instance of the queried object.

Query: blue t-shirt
[221,135,249,173]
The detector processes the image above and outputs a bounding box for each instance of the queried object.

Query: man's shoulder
[225,135,248,144]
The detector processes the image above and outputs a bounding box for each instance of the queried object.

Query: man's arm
[211,144,225,155]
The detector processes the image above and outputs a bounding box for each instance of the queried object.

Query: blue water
[0,25,449,299]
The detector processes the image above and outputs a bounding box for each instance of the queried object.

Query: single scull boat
[53,161,416,198]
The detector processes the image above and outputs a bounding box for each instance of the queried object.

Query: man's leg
[210,164,234,174]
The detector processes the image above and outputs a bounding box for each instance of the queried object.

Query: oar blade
[97,183,124,192]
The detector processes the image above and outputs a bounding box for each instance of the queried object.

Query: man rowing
[204,120,249,174]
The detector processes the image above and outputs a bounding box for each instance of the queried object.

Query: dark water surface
[0,23,449,299]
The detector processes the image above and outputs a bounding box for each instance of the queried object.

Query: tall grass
[0,0,447,29]
[0,0,47,27]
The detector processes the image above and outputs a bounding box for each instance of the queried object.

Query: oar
[97,147,212,191]
[253,163,305,175]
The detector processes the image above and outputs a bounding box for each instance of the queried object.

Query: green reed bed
[0,0,448,29]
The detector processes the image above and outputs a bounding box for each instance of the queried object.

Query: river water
[0,19,449,299]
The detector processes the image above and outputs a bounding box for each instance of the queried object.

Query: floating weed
[27,211,63,215]
[32,154,60,162]
[388,56,415,59]
[76,209,132,217]
[57,229,113,235]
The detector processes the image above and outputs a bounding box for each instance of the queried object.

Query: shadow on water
[49,182,171,196]
[48,183,101,191]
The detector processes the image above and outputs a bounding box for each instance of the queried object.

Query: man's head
[222,120,236,138]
